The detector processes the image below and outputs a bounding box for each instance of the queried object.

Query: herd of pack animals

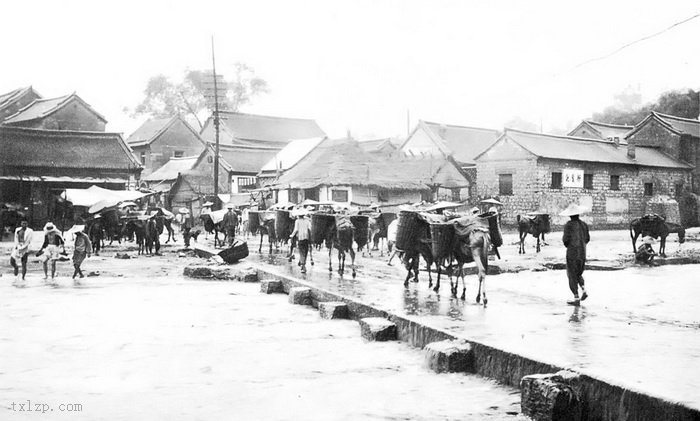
[0,204,688,306]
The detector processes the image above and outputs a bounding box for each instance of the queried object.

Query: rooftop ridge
[504,127,613,145]
[217,110,319,122]
[584,120,635,129]
[653,111,700,124]
[422,120,500,133]
[205,141,281,151]
[0,126,121,137]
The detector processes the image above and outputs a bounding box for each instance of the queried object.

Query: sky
[1,0,699,139]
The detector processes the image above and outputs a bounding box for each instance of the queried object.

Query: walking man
[72,228,92,285]
[290,208,312,273]
[561,204,590,306]
[10,218,33,285]
[222,204,238,247]
[38,222,65,284]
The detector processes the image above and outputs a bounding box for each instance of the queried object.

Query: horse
[144,216,161,255]
[123,219,146,255]
[327,215,357,277]
[517,214,550,253]
[201,213,226,248]
[446,230,491,304]
[397,215,434,289]
[630,215,686,257]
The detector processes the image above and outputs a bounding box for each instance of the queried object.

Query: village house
[568,120,634,143]
[0,86,42,123]
[625,112,700,193]
[199,111,326,148]
[474,128,693,228]
[270,137,470,208]
[2,93,107,132]
[0,126,142,228]
[141,155,199,206]
[126,115,206,177]
[257,137,326,187]
[358,138,400,155]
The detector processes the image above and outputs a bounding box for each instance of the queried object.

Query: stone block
[183,266,213,278]
[423,340,473,373]
[359,317,397,342]
[260,280,283,294]
[288,287,312,305]
[319,302,349,319]
[521,370,582,421]
[235,268,258,283]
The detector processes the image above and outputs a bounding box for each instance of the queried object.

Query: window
[675,183,684,197]
[305,188,319,201]
[644,182,654,196]
[331,189,349,202]
[451,188,461,202]
[207,156,213,163]
[498,174,513,196]
[377,189,389,202]
[140,152,146,165]
[610,175,620,191]
[289,189,299,204]
[583,174,593,189]
[173,150,184,158]
[551,172,562,189]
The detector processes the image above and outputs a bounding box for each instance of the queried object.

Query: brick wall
[34,101,106,132]
[477,158,691,228]
[148,120,205,173]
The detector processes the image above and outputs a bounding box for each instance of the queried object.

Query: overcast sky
[2,0,699,139]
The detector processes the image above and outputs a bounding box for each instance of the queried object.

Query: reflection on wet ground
[253,242,700,410]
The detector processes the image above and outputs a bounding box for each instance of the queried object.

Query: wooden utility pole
[211,36,221,210]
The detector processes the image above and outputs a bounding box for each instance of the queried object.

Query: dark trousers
[183,227,192,247]
[298,239,310,267]
[10,254,28,277]
[226,227,236,246]
[566,259,585,297]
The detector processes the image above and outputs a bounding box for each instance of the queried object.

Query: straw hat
[226,203,235,209]
[642,236,656,245]
[44,222,56,231]
[179,207,190,214]
[202,201,214,207]
[559,203,588,216]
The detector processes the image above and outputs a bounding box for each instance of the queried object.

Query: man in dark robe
[561,204,590,306]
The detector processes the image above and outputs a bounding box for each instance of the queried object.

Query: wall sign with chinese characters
[562,169,584,188]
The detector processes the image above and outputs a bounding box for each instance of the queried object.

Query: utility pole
[211,36,221,210]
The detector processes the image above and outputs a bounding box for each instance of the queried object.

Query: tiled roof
[358,138,399,154]
[143,156,198,181]
[201,111,326,147]
[568,120,633,142]
[3,93,107,124]
[259,137,325,174]
[206,142,279,174]
[400,120,500,165]
[653,112,700,137]
[274,138,468,190]
[477,128,693,169]
[0,86,42,122]
[0,126,141,171]
[0,87,35,110]
[126,117,173,145]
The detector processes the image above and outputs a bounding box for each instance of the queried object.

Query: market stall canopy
[65,185,148,208]
[480,198,503,206]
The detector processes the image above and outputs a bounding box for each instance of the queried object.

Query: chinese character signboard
[562,169,584,188]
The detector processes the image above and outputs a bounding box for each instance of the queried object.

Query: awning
[0,175,127,184]
[64,185,148,208]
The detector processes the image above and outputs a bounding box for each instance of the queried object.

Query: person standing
[181,209,194,247]
[10,218,33,285]
[38,222,65,284]
[290,209,312,273]
[72,228,92,285]
[222,204,238,247]
[560,204,590,306]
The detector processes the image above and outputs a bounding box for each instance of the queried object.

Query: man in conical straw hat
[560,203,590,306]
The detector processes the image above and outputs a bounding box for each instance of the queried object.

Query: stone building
[625,112,700,193]
[2,93,107,132]
[474,128,693,228]
[126,115,206,177]
[568,120,634,143]
[0,86,42,123]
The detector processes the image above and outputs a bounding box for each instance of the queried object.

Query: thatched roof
[273,138,469,190]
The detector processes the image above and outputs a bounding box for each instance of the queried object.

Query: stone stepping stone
[359,317,397,342]
[423,339,473,373]
[319,302,349,319]
[288,286,312,305]
[521,370,582,421]
[260,280,283,294]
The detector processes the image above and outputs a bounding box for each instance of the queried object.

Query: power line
[567,12,700,73]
